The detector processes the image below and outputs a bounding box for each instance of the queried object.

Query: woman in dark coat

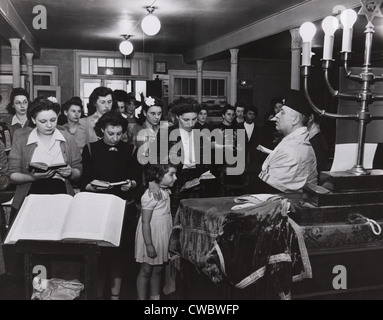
[79,110,141,300]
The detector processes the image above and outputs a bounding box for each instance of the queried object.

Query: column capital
[196,60,203,72]
[290,28,302,50]
[230,48,239,64]
[25,53,34,65]
[9,38,21,56]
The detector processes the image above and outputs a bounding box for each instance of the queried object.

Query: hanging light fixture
[141,6,161,36]
[119,35,134,55]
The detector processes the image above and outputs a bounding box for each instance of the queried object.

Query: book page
[4,194,73,244]
[331,143,377,171]
[61,192,125,246]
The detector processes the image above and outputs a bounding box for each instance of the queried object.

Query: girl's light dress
[135,188,172,265]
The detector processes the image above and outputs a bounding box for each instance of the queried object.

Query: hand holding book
[90,179,131,190]
[29,162,68,173]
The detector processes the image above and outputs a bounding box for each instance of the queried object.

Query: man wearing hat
[257,90,317,193]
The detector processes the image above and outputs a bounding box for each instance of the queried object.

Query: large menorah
[300,0,383,175]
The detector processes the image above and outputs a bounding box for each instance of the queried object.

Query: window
[169,70,230,103]
[81,57,131,76]
[174,78,197,96]
[74,50,154,105]
[203,79,225,97]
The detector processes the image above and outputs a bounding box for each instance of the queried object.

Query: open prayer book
[180,170,216,192]
[90,179,130,188]
[4,192,126,247]
[28,162,67,173]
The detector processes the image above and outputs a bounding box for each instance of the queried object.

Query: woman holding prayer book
[8,97,82,223]
[79,110,141,300]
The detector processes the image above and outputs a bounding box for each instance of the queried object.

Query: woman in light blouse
[8,97,82,222]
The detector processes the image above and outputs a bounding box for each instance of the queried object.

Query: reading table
[14,240,101,300]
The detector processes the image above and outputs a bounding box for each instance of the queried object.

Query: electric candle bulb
[322,16,339,60]
[299,22,317,66]
[340,9,357,52]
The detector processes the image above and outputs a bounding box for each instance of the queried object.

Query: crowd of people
[0,86,331,300]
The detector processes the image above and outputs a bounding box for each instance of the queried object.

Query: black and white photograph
[1,0,383,306]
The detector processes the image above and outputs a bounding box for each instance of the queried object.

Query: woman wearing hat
[8,97,82,221]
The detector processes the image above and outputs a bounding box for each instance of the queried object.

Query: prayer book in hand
[28,162,67,173]
[90,179,130,188]
[180,170,216,192]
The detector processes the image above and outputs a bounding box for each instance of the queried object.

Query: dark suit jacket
[309,132,329,172]
[236,122,263,168]
[373,143,383,169]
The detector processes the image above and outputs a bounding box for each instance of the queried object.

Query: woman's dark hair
[172,103,199,116]
[6,87,30,114]
[245,105,258,117]
[87,87,114,116]
[197,104,209,114]
[27,97,61,127]
[136,95,163,126]
[94,110,128,137]
[234,101,246,111]
[113,90,129,103]
[62,96,83,112]
[58,96,84,125]
[221,103,235,116]
[264,96,285,121]
[144,163,178,186]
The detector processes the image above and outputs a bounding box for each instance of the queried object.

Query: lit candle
[340,9,357,53]
[299,22,317,66]
[322,16,339,60]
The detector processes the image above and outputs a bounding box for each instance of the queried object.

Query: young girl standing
[135,164,177,300]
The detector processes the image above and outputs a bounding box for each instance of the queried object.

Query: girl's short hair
[27,97,61,126]
[87,87,114,116]
[6,87,30,114]
[94,110,128,137]
[144,164,178,186]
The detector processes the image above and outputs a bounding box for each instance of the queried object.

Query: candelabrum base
[346,165,370,176]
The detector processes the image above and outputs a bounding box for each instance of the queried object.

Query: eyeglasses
[14,100,28,106]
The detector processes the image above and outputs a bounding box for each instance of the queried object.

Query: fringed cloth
[169,197,312,300]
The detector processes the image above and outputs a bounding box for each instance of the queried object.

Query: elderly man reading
[256,90,317,193]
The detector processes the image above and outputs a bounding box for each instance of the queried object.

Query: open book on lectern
[4,192,126,247]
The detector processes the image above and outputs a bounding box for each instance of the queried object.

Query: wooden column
[290,28,302,91]
[9,38,21,88]
[230,49,239,105]
[196,60,203,103]
[25,53,34,99]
